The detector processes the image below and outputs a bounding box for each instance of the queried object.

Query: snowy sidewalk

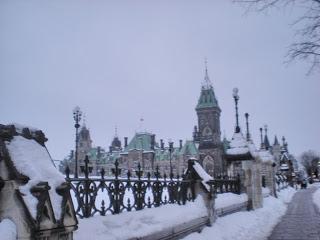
[183,188,296,240]
[268,186,320,240]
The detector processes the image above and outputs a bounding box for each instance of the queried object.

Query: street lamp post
[232,88,240,133]
[245,113,250,141]
[168,141,174,178]
[73,106,82,178]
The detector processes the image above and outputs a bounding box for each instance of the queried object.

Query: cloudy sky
[1,0,319,160]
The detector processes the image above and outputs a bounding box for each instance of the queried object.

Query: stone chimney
[151,134,155,150]
[160,139,164,150]
[124,137,128,148]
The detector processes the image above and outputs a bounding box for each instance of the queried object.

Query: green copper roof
[125,132,154,152]
[153,141,198,161]
[154,148,180,161]
[86,147,120,164]
[180,140,198,156]
[196,86,219,110]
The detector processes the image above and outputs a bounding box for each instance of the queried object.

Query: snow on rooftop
[226,132,250,155]
[247,141,258,157]
[258,149,274,163]
[280,163,289,170]
[5,136,65,219]
[226,133,260,158]
[0,219,16,240]
[75,196,207,240]
[193,161,213,191]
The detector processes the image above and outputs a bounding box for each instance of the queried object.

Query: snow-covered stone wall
[0,124,78,240]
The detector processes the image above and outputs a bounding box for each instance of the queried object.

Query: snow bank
[312,186,320,211]
[183,187,296,240]
[215,193,248,209]
[262,187,270,197]
[277,187,296,204]
[0,219,17,240]
[5,136,65,219]
[75,196,208,240]
[193,161,213,191]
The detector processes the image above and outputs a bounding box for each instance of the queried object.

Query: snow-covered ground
[74,196,208,240]
[262,187,271,197]
[215,193,248,209]
[312,183,320,211]
[183,187,296,240]
[0,219,17,240]
[74,188,296,240]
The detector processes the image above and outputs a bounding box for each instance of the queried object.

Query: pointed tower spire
[196,60,219,110]
[111,125,122,151]
[260,127,265,149]
[274,135,279,146]
[202,58,212,89]
[245,113,250,141]
[281,136,287,153]
[264,125,270,150]
[82,113,87,127]
[115,125,118,137]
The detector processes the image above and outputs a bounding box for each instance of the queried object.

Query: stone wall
[0,124,78,240]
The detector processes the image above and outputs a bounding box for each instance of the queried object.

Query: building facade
[61,67,226,177]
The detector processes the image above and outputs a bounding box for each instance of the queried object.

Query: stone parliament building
[60,67,298,179]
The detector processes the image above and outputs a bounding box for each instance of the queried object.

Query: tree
[235,0,320,74]
[299,150,320,176]
[59,150,74,174]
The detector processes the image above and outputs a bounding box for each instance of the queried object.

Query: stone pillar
[242,159,262,210]
[185,159,216,225]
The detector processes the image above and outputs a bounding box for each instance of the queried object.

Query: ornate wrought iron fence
[65,156,196,218]
[275,174,289,191]
[209,175,241,195]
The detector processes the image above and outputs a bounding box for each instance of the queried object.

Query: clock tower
[193,63,224,175]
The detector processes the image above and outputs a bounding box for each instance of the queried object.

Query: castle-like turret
[193,61,224,175]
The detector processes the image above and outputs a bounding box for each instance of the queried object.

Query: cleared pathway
[268,186,320,240]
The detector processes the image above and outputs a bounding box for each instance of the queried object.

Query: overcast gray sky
[1,0,319,160]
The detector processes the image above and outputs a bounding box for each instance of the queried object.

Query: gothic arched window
[203,155,214,175]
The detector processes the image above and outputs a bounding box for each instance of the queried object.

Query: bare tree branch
[234,0,320,74]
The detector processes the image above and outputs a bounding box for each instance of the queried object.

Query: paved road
[268,186,320,240]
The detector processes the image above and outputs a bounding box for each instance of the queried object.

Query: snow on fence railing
[275,174,289,191]
[65,156,196,218]
[65,157,242,219]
